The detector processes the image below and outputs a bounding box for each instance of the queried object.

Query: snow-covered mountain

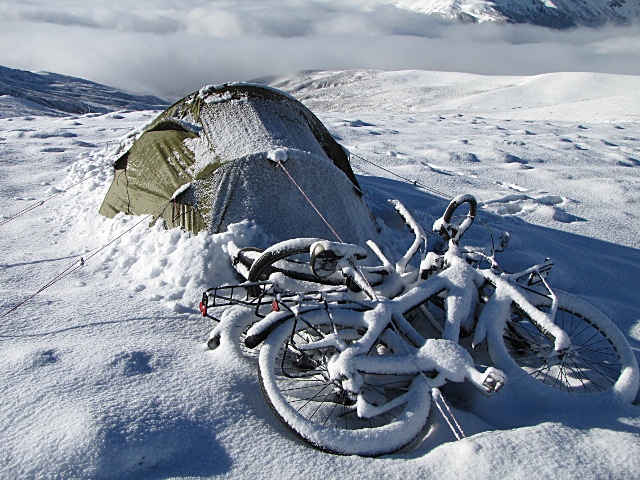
[0,65,168,119]
[395,0,640,27]
[257,69,640,123]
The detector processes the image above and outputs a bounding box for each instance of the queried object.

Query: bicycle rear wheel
[258,309,431,456]
[492,290,639,402]
[248,238,334,284]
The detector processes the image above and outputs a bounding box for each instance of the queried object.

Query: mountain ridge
[256,69,640,122]
[0,65,168,118]
[395,0,640,27]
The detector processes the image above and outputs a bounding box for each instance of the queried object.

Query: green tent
[99,83,378,244]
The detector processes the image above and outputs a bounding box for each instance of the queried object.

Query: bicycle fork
[325,338,506,420]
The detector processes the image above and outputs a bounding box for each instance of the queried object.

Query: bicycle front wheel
[491,290,639,402]
[258,309,431,456]
[248,238,334,284]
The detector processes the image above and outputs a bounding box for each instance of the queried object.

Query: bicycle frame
[200,193,638,456]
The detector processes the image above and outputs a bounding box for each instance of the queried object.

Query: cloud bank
[1,0,639,100]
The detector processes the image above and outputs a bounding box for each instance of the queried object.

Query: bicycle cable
[387,319,467,440]
[432,387,467,440]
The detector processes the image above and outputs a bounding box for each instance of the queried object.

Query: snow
[0,69,639,477]
[191,89,329,173]
[267,148,288,163]
[394,0,639,26]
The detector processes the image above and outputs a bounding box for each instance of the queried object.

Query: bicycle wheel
[258,309,431,456]
[247,238,327,283]
[207,305,262,360]
[404,293,446,338]
[491,290,639,402]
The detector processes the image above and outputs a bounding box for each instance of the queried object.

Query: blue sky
[1,0,639,99]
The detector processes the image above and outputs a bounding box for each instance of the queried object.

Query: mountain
[395,0,640,28]
[0,65,168,118]
[256,69,640,122]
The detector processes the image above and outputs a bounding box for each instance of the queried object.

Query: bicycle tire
[258,309,431,456]
[247,238,344,286]
[489,290,639,402]
[208,304,262,360]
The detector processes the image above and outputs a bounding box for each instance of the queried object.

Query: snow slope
[0,65,168,119]
[0,70,639,478]
[260,69,640,123]
[396,0,640,27]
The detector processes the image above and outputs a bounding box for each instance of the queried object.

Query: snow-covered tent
[99,84,378,244]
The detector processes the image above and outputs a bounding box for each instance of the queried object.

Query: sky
[1,0,640,100]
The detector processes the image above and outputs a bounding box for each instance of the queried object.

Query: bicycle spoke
[560,365,575,393]
[307,388,341,422]
[571,355,621,383]
[571,355,622,374]
[560,360,591,393]
[531,363,551,380]
[565,356,608,392]
[280,381,330,392]
[574,346,620,358]
[322,401,341,427]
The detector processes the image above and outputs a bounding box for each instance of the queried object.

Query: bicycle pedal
[482,367,507,393]
[207,334,220,350]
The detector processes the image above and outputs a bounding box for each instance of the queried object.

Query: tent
[99,83,378,245]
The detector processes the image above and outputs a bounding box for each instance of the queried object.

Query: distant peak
[394,0,640,28]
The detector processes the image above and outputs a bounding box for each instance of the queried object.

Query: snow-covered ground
[0,70,639,478]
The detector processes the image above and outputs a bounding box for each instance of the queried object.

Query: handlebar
[433,194,477,244]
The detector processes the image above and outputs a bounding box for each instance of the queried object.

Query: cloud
[0,0,638,100]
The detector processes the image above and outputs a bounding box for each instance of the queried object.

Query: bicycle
[201,194,639,456]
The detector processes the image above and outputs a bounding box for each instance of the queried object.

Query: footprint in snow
[485,194,583,223]
[496,203,524,215]
[615,157,640,167]
[503,153,528,164]
[110,351,155,376]
[535,195,564,206]
[73,141,97,148]
[553,209,586,223]
[450,152,480,163]
[343,119,375,128]
[30,131,78,139]
[32,349,59,367]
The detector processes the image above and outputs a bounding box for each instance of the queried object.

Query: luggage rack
[199,281,351,323]
[199,281,274,322]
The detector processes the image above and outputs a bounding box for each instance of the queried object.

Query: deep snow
[0,70,639,478]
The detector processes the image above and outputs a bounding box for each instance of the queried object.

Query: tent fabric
[99,83,378,244]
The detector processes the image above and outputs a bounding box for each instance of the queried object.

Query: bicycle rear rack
[519,258,554,287]
[200,281,275,322]
[200,282,354,323]
[513,258,555,302]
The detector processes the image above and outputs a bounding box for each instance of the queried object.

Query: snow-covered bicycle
[202,194,639,455]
